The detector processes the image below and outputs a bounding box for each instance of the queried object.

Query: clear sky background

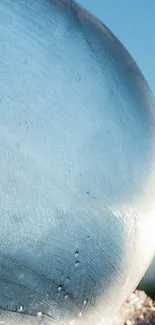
[78,0,155,96]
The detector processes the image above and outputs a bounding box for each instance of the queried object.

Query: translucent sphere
[0,0,155,324]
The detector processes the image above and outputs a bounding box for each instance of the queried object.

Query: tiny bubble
[65,294,68,300]
[37,312,42,317]
[58,285,62,291]
[75,251,79,257]
[17,306,24,313]
[75,261,79,268]
[83,299,87,306]
[78,312,82,317]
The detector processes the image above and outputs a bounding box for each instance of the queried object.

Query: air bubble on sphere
[37,312,42,317]
[45,293,49,298]
[75,261,79,268]
[58,285,62,292]
[83,299,88,306]
[75,251,79,258]
[16,306,24,313]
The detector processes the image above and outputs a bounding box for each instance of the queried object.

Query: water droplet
[66,276,70,283]
[78,311,82,317]
[58,285,62,291]
[75,261,79,268]
[65,294,68,300]
[75,251,79,257]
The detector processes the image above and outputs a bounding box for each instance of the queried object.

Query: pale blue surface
[78,0,155,296]
[78,0,155,95]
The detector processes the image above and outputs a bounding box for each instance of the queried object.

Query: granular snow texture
[112,290,155,325]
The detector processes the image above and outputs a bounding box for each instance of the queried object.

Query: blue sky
[78,0,155,96]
